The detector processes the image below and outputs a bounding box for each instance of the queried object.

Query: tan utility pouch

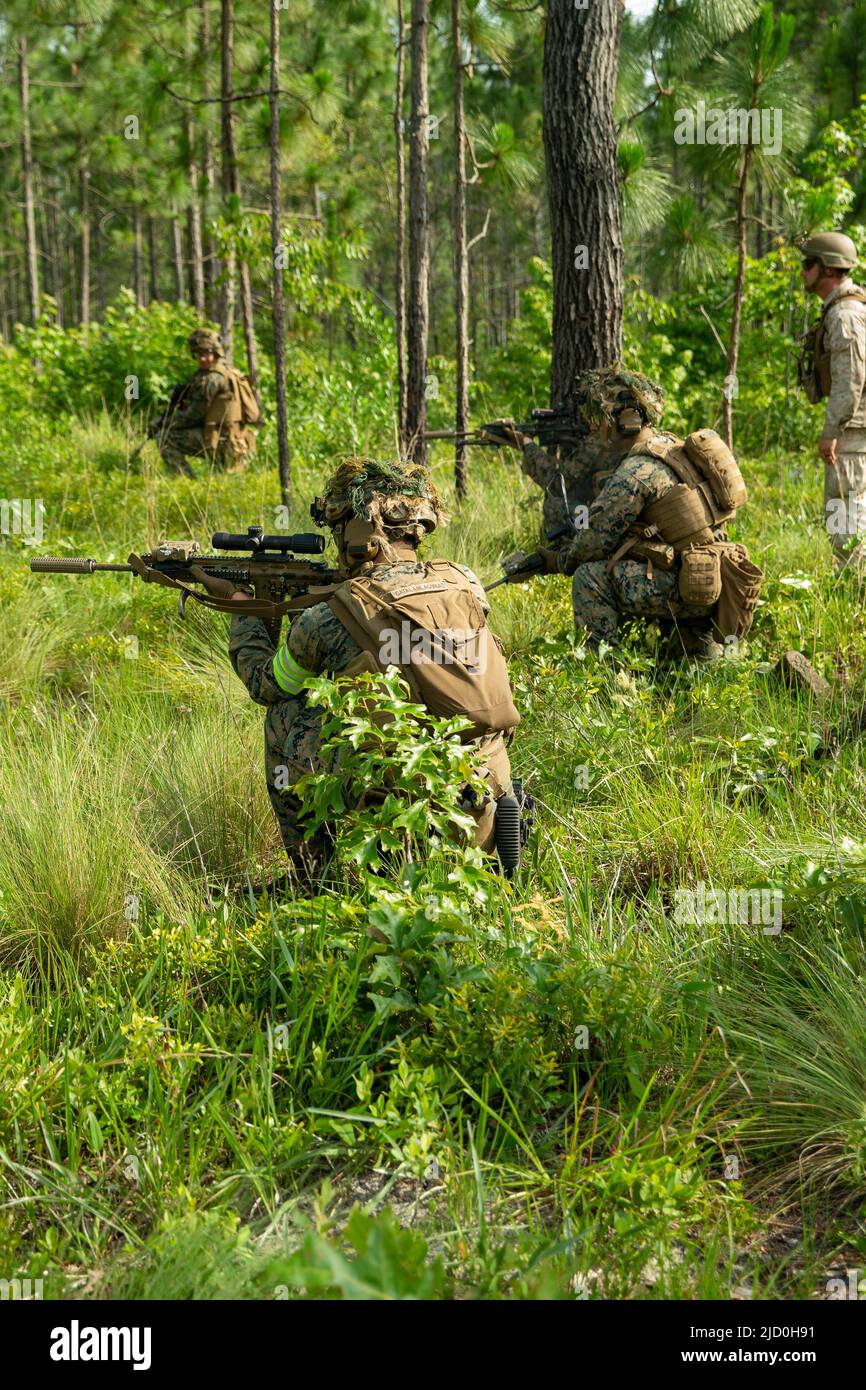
[678,547,722,606]
[327,561,520,737]
[711,543,764,640]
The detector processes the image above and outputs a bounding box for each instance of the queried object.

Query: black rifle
[426,407,588,452]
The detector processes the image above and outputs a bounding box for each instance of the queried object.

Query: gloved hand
[479,418,532,450]
[506,548,561,582]
[536,547,562,574]
[189,564,252,601]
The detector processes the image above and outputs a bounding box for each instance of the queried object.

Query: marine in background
[517,369,763,661]
[797,232,866,571]
[478,372,666,549]
[151,328,260,477]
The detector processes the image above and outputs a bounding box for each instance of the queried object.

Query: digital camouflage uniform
[228,558,494,857]
[156,328,254,476]
[558,432,727,649]
[520,436,642,543]
[818,278,866,566]
[518,370,667,545]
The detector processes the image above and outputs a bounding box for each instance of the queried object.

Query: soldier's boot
[675,623,725,663]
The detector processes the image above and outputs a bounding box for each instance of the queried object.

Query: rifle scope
[211,526,325,555]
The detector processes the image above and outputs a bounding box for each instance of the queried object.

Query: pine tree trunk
[406,0,430,465]
[19,38,41,324]
[148,216,159,302]
[186,117,206,313]
[80,159,91,332]
[270,0,291,508]
[93,213,105,320]
[452,0,469,500]
[543,0,624,402]
[394,0,409,452]
[724,149,752,449]
[172,210,186,301]
[133,207,144,305]
[201,0,218,316]
[220,0,238,361]
[67,211,79,325]
[36,171,55,321]
[46,190,65,327]
[240,262,259,387]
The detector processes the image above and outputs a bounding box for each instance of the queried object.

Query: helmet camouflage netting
[568,366,665,429]
[188,327,225,358]
[319,456,445,533]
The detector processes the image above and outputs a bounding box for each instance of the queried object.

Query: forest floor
[1,411,865,1300]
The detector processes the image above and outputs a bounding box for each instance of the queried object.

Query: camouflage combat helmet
[569,367,665,435]
[800,232,858,270]
[313,456,444,537]
[187,327,225,358]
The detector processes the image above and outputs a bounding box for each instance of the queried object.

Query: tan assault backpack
[229,367,263,428]
[204,364,262,438]
[641,429,747,551]
[327,561,520,738]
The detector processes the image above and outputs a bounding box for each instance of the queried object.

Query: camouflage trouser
[824,428,866,568]
[263,696,328,856]
[157,427,252,477]
[571,559,715,647]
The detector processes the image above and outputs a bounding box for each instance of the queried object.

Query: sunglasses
[801,258,818,271]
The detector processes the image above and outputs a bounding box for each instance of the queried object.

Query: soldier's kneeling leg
[264,704,329,885]
[570,562,621,645]
[158,427,206,477]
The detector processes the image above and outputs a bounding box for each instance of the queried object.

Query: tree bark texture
[394,0,409,453]
[269,0,291,508]
[406,0,430,465]
[452,0,469,499]
[542,0,624,403]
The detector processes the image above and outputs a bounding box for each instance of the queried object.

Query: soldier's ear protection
[342,516,381,560]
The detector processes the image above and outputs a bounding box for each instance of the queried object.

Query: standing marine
[191,458,523,885]
[150,328,261,477]
[515,368,763,660]
[797,232,866,570]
